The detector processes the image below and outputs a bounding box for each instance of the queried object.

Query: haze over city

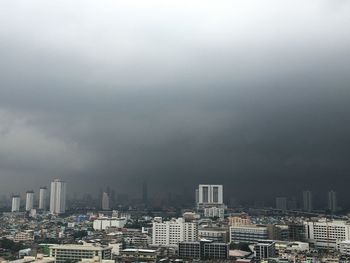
[1,0,350,207]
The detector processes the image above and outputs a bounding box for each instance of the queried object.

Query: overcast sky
[1,0,350,205]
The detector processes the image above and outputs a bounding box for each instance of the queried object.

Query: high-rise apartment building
[25,191,34,211]
[102,192,110,210]
[39,187,48,210]
[197,185,223,205]
[302,190,313,212]
[152,217,198,247]
[11,195,21,212]
[276,197,287,211]
[50,179,66,214]
[328,190,337,213]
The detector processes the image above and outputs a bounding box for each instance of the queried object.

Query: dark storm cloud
[0,0,350,205]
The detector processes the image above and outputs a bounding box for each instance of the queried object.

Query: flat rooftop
[49,245,112,251]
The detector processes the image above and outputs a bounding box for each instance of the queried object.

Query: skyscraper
[50,179,66,214]
[102,192,110,210]
[25,191,34,211]
[197,185,223,205]
[11,195,20,212]
[39,187,48,210]
[302,190,313,212]
[328,190,337,213]
[275,197,287,211]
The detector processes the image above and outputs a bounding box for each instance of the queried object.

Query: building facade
[230,225,269,243]
[196,185,223,206]
[39,187,48,210]
[50,179,66,214]
[328,190,337,213]
[152,217,198,247]
[49,244,112,263]
[178,240,229,260]
[304,219,350,249]
[101,192,110,211]
[303,190,313,212]
[26,191,34,211]
[11,195,21,212]
[254,240,276,260]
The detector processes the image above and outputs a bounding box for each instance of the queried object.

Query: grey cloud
[0,0,350,206]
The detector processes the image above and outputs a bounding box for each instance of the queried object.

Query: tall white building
[26,191,34,211]
[50,179,66,214]
[152,217,198,247]
[102,192,110,210]
[197,185,223,205]
[328,190,337,213]
[303,190,313,212]
[39,187,48,210]
[11,195,21,212]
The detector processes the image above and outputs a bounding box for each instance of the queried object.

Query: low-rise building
[230,225,268,243]
[49,244,112,263]
[120,249,157,262]
[93,217,126,231]
[198,227,229,242]
[254,240,276,261]
[178,239,229,260]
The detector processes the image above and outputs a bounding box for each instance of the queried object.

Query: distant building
[26,191,34,211]
[49,244,112,263]
[302,190,313,212]
[275,197,287,211]
[328,190,337,213]
[93,217,127,230]
[204,206,225,219]
[152,217,198,247]
[199,227,229,242]
[178,240,229,260]
[230,225,268,243]
[50,179,66,214]
[254,240,276,260]
[228,214,252,226]
[11,195,21,212]
[14,230,34,242]
[196,184,226,218]
[101,192,110,210]
[39,187,48,210]
[196,185,223,206]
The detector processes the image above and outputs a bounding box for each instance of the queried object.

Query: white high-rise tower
[50,179,66,214]
[11,195,21,212]
[102,192,110,210]
[25,191,34,211]
[39,187,48,210]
